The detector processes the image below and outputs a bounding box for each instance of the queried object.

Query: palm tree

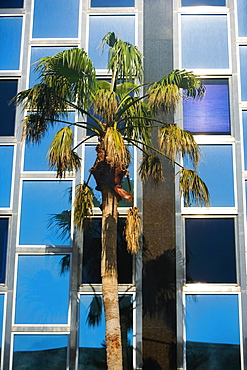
[14,32,209,370]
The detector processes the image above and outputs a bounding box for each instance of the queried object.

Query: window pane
[182,0,225,5]
[19,181,71,245]
[181,15,229,69]
[91,0,134,6]
[240,46,247,101]
[0,17,22,70]
[82,218,132,284]
[89,15,135,69]
[29,46,72,87]
[184,145,234,207]
[0,0,23,7]
[15,255,70,324]
[32,0,79,38]
[186,295,241,370]
[0,295,4,353]
[0,146,14,207]
[24,113,75,171]
[13,335,68,369]
[237,0,247,36]
[185,218,236,283]
[84,145,134,207]
[183,79,230,134]
[0,219,8,283]
[242,111,247,169]
[0,80,17,136]
[79,295,133,369]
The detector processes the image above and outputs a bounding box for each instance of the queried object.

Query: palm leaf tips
[125,207,141,254]
[179,168,210,207]
[139,154,164,183]
[73,184,94,230]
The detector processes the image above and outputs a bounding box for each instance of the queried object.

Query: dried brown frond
[138,154,164,183]
[148,84,180,113]
[73,183,94,230]
[159,125,200,167]
[48,126,81,178]
[22,114,48,144]
[93,89,117,125]
[125,207,141,254]
[179,168,210,207]
[104,126,129,169]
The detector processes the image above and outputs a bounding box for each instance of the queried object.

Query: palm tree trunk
[101,187,123,370]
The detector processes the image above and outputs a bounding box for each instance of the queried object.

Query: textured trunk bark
[101,187,123,370]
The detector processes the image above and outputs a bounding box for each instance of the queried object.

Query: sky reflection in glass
[19,181,71,245]
[0,146,14,207]
[240,46,247,101]
[91,0,134,6]
[237,0,247,36]
[0,17,22,70]
[15,255,70,324]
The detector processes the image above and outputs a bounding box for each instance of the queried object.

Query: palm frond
[179,168,210,207]
[148,84,180,113]
[125,207,141,254]
[93,89,117,126]
[104,126,129,169]
[48,126,81,178]
[138,154,164,183]
[47,210,71,242]
[159,124,200,167]
[22,113,48,144]
[73,183,94,230]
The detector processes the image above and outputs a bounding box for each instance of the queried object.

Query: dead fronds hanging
[138,154,164,183]
[148,84,180,113]
[104,126,129,169]
[73,183,94,230]
[125,207,141,254]
[179,168,210,207]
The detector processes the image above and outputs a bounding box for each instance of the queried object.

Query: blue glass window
[183,79,230,134]
[0,295,4,352]
[0,146,14,207]
[181,15,229,69]
[182,0,225,5]
[237,0,247,36]
[185,218,236,283]
[0,0,23,7]
[19,181,71,245]
[242,111,247,169]
[0,80,17,136]
[13,335,68,369]
[79,295,133,369]
[84,145,134,207]
[32,0,79,38]
[186,295,241,369]
[0,17,22,70]
[29,46,72,87]
[240,46,247,101]
[0,219,8,283]
[15,255,70,324]
[88,15,135,69]
[91,0,134,6]
[24,113,75,171]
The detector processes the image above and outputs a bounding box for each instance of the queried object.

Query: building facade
[0,0,247,369]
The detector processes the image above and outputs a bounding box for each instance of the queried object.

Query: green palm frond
[138,154,164,183]
[125,207,141,254]
[148,84,180,113]
[159,124,200,167]
[179,168,210,207]
[104,126,129,169]
[93,89,117,126]
[48,126,81,178]
[73,183,94,230]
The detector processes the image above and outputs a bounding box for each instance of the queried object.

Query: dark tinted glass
[0,80,17,136]
[184,79,230,134]
[185,218,236,283]
[0,219,8,283]
[0,0,23,7]
[82,219,132,284]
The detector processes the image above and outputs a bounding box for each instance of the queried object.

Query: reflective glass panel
[185,218,236,283]
[183,79,230,134]
[242,111,247,169]
[181,15,229,69]
[15,255,70,324]
[88,15,135,69]
[237,0,247,36]
[0,0,23,7]
[184,145,234,207]
[32,0,79,38]
[91,0,134,6]
[182,0,225,5]
[24,113,75,171]
[0,295,4,353]
[84,145,134,207]
[0,80,17,136]
[240,46,247,101]
[186,295,241,369]
[29,46,72,87]
[0,219,8,283]
[79,295,133,369]
[0,146,14,207]
[13,334,68,369]
[82,218,132,284]
[19,181,71,245]
[0,17,22,70]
